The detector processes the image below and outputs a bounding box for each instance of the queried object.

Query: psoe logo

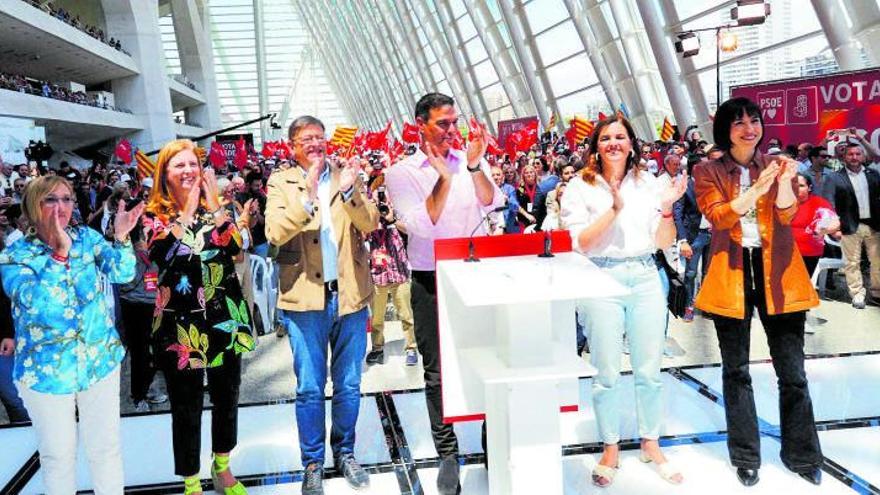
[757,90,785,126]
[786,86,818,125]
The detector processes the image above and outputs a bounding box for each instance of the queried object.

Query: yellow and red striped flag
[135,150,155,181]
[329,125,358,147]
[570,116,595,143]
[547,113,557,130]
[660,116,675,142]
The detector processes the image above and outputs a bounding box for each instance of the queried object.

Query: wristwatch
[466,163,482,173]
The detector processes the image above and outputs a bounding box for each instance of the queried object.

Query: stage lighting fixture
[675,32,700,58]
[719,30,739,52]
[732,0,770,26]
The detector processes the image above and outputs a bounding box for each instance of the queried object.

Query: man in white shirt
[827,143,880,308]
[384,93,503,495]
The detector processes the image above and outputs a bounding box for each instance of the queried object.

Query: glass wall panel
[535,21,582,66]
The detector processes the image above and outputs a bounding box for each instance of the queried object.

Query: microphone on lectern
[464,201,509,263]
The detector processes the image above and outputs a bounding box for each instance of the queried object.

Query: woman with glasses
[561,116,687,488]
[143,139,253,495]
[0,176,142,494]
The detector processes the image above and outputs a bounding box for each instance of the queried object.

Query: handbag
[655,250,688,318]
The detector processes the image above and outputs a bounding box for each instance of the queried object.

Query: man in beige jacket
[265,115,379,495]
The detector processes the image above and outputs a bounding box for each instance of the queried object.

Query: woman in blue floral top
[143,139,253,495]
[0,175,142,494]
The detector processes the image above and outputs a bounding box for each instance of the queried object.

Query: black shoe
[336,454,370,489]
[302,463,324,495]
[437,455,461,495]
[365,349,384,365]
[797,468,822,485]
[736,468,759,487]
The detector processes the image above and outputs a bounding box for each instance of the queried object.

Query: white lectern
[435,236,627,495]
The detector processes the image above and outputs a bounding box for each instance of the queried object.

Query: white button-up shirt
[847,166,871,219]
[561,170,661,258]
[383,148,504,270]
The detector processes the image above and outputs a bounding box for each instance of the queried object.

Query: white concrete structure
[0,0,220,157]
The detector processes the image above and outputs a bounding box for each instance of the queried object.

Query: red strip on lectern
[433,231,579,423]
[434,231,572,262]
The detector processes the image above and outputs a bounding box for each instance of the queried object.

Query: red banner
[730,68,880,151]
[497,116,539,149]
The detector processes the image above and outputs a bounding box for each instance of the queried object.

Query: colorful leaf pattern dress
[143,211,254,370]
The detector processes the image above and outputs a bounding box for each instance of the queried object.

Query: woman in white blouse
[561,117,687,488]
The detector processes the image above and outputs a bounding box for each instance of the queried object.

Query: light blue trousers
[581,255,667,444]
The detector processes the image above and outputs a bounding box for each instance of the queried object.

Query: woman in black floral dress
[143,139,252,495]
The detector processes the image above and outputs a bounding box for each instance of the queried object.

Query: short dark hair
[244,172,262,185]
[713,97,763,151]
[288,115,324,140]
[415,93,455,122]
[808,146,825,159]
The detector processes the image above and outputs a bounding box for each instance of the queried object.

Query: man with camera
[384,93,503,495]
[365,186,416,366]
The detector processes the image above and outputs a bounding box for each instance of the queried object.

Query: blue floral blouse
[0,226,136,394]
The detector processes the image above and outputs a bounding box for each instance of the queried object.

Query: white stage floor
[1,353,878,494]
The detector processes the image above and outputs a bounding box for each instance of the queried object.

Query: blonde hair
[21,176,73,227]
[520,163,537,185]
[146,139,204,222]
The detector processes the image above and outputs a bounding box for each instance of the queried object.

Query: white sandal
[591,463,619,487]
[640,450,683,484]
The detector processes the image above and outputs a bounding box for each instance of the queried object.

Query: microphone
[465,201,509,263]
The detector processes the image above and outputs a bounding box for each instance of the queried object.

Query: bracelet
[466,163,482,173]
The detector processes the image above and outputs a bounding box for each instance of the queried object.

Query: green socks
[183,475,201,495]
[213,452,231,474]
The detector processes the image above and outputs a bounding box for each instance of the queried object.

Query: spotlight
[731,0,770,26]
[674,32,700,58]
[719,30,739,52]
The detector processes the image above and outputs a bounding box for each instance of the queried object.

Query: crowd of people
[21,0,128,53]
[0,71,129,113]
[1,90,879,495]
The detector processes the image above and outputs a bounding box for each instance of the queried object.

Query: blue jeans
[281,294,368,467]
[0,355,29,423]
[682,230,711,307]
[581,255,667,444]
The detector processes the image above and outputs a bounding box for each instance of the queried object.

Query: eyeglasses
[14,183,25,189]
[819,154,830,159]
[296,136,326,145]
[42,196,75,206]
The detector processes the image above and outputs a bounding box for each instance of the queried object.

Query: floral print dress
[143,211,254,370]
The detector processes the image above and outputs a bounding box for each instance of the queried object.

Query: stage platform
[1,350,878,494]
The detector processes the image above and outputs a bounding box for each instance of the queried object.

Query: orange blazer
[693,152,819,319]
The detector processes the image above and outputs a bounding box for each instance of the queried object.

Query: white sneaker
[133,400,150,413]
[146,389,168,404]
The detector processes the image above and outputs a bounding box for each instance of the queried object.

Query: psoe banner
[216,133,254,162]
[730,68,880,152]
[497,116,538,148]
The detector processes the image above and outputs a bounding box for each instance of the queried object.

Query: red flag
[366,121,392,151]
[115,139,133,164]
[388,139,404,162]
[486,133,503,156]
[505,130,523,158]
[261,141,276,159]
[233,138,247,171]
[209,141,226,169]
[277,141,293,159]
[597,111,609,121]
[518,120,539,152]
[401,122,420,144]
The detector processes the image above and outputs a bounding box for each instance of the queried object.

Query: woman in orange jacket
[693,97,822,488]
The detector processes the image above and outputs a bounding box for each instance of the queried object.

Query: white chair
[810,236,845,297]
[249,255,272,337]
[806,236,845,332]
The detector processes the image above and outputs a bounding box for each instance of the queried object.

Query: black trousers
[118,300,157,403]
[712,248,822,472]
[411,270,459,458]
[158,352,242,476]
